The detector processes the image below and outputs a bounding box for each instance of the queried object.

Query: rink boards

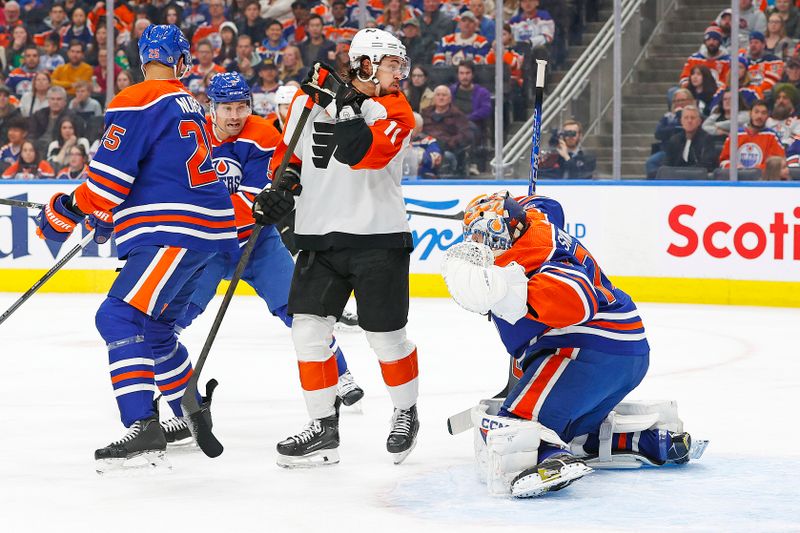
[1,179,798,307]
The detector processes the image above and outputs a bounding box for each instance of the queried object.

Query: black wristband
[334,118,372,166]
[67,191,87,217]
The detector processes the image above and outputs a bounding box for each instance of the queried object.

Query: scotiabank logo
[667,204,800,260]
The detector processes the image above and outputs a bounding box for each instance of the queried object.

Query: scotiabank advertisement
[1,181,798,289]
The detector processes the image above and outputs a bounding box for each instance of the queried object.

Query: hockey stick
[405,209,465,221]
[0,197,45,210]
[446,356,520,435]
[0,230,95,326]
[528,59,548,195]
[181,99,315,458]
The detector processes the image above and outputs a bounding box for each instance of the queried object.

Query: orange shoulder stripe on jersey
[87,170,131,196]
[73,180,119,214]
[298,356,339,391]
[379,349,419,387]
[115,214,235,233]
[107,79,191,110]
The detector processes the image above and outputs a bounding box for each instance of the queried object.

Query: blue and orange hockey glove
[84,210,114,244]
[35,192,84,242]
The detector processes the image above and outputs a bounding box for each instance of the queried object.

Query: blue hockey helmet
[138,24,192,77]
[207,72,252,104]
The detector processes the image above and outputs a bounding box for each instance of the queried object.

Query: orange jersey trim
[108,79,192,110]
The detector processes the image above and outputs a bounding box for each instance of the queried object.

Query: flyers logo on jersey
[311,121,336,169]
[213,156,243,194]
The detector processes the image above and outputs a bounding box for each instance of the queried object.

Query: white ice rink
[1,294,798,533]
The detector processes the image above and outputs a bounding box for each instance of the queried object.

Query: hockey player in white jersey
[253,28,418,467]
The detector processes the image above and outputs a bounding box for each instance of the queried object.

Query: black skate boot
[335,309,360,331]
[511,453,592,498]
[94,413,169,474]
[666,431,709,464]
[336,370,364,407]
[276,414,340,468]
[161,417,194,446]
[387,405,419,465]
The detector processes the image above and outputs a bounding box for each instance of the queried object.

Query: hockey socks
[154,342,198,418]
[106,335,157,427]
[582,429,673,463]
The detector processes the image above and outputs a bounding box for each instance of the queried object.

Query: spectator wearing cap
[509,0,555,63]
[745,31,784,92]
[62,7,92,50]
[737,0,767,48]
[779,56,800,89]
[259,19,289,65]
[401,18,433,66]
[719,100,784,170]
[463,0,495,44]
[678,26,728,88]
[764,11,793,59]
[714,9,733,49]
[766,83,800,147]
[50,40,93,96]
[192,0,229,50]
[184,39,226,95]
[767,0,800,40]
[215,21,239,68]
[6,45,45,97]
[432,11,490,66]
[299,14,336,66]
[0,115,27,169]
[324,0,359,47]
[252,59,281,95]
[420,0,456,44]
[238,0,267,43]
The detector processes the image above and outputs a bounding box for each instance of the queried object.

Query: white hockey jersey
[270,91,415,250]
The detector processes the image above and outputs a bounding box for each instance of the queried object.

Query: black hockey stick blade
[405,209,465,221]
[0,197,45,209]
[183,378,223,457]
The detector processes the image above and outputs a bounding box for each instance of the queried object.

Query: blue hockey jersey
[491,201,648,361]
[205,113,280,245]
[73,79,237,258]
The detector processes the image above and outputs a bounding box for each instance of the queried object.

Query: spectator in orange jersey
[678,26,728,88]
[1,140,55,180]
[719,100,785,169]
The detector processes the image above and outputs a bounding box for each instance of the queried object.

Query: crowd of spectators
[652,0,800,180]
[0,0,600,181]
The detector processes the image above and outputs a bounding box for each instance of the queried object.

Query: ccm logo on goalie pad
[479,416,511,443]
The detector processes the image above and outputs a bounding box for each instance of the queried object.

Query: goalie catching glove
[441,241,529,324]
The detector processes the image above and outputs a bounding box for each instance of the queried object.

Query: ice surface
[0,295,798,532]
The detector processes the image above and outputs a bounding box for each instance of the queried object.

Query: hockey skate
[666,432,708,464]
[510,453,592,498]
[161,416,195,448]
[337,370,364,410]
[334,309,361,332]
[276,415,340,468]
[387,405,419,465]
[95,414,170,475]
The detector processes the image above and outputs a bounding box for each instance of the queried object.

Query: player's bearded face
[215,101,251,135]
[375,56,409,94]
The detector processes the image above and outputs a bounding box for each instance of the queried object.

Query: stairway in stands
[582,0,730,178]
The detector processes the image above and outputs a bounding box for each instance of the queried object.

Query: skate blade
[391,439,417,465]
[166,438,199,453]
[96,451,172,476]
[276,448,340,469]
[511,463,592,498]
[689,439,709,461]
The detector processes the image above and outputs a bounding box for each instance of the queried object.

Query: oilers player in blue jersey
[174,72,364,418]
[35,25,237,473]
[442,191,705,498]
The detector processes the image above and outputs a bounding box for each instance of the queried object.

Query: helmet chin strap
[355,59,381,97]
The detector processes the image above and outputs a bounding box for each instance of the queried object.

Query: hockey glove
[35,192,85,242]
[272,163,303,196]
[301,61,345,108]
[84,210,114,245]
[335,83,369,121]
[253,185,295,226]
